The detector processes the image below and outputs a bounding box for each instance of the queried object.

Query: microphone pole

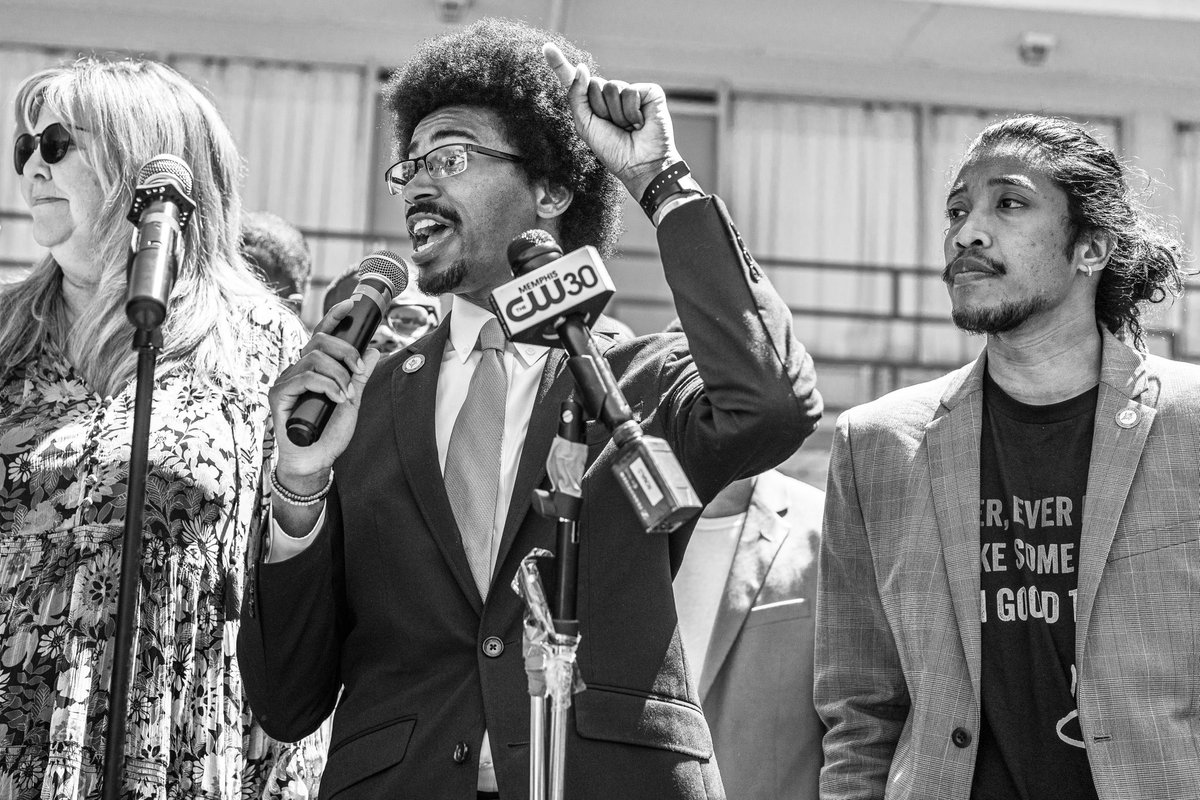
[105,155,196,800]
[546,401,584,800]
[526,400,586,800]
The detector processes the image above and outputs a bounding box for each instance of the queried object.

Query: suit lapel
[493,349,572,579]
[390,318,485,615]
[699,475,790,701]
[926,357,986,692]
[1075,332,1155,651]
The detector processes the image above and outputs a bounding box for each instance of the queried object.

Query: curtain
[729,96,921,365]
[170,56,374,292]
[1172,125,1200,357]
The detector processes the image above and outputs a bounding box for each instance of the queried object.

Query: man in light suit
[674,469,824,800]
[816,114,1200,800]
[238,18,821,800]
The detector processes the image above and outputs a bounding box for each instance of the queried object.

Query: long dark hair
[965,115,1188,350]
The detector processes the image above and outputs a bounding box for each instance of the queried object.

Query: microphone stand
[519,399,586,800]
[102,325,161,800]
[518,336,698,799]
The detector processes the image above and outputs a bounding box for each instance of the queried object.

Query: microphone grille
[358,249,410,297]
[507,229,559,264]
[136,154,194,196]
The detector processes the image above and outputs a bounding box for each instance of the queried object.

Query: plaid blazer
[815,329,1200,800]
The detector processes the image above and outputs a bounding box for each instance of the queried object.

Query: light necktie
[444,317,508,601]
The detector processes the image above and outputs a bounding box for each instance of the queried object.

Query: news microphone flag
[489,243,616,346]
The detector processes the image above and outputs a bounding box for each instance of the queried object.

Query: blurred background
[3,0,1200,487]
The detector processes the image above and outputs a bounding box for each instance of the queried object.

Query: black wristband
[639,161,698,220]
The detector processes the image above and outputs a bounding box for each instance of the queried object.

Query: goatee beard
[418,260,468,296]
[951,296,1051,335]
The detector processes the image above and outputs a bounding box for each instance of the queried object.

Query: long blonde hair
[0,58,284,396]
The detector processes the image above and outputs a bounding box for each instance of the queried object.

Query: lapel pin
[1115,408,1139,429]
[402,354,425,373]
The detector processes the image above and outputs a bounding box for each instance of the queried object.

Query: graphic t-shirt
[970,370,1099,800]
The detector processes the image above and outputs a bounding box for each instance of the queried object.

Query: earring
[1081,264,1094,277]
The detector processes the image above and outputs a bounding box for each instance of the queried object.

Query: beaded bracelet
[270,465,334,507]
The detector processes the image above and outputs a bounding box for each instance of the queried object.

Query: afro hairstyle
[383,17,624,258]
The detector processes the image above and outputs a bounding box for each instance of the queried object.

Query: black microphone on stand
[106,154,197,799]
[125,155,196,331]
[286,250,410,447]
[491,230,701,533]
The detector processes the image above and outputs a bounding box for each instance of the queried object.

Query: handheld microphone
[286,250,410,447]
[125,155,196,331]
[493,230,701,533]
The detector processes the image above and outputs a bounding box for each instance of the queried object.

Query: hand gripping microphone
[286,250,409,447]
[125,155,196,331]
[492,230,701,533]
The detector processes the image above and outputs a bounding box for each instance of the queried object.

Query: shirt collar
[448,295,551,368]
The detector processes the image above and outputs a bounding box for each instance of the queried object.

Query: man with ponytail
[816,115,1199,800]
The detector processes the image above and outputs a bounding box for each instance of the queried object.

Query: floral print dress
[0,302,320,800]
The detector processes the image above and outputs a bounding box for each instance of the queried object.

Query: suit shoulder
[838,367,965,435]
[1145,354,1200,411]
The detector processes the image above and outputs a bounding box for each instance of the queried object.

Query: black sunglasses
[14,122,76,175]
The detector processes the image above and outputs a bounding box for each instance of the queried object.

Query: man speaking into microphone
[237,18,821,800]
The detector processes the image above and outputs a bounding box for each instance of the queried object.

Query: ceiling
[3,0,1200,109]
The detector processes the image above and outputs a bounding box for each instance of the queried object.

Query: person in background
[816,114,1200,800]
[384,282,441,347]
[241,209,313,314]
[0,57,320,798]
[238,17,820,800]
[321,261,360,315]
[675,469,824,800]
[662,317,825,800]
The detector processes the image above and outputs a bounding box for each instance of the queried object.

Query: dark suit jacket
[237,197,822,799]
[699,470,825,800]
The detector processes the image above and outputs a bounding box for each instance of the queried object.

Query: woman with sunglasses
[0,58,323,798]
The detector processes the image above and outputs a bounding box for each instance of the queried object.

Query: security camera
[1017,32,1057,67]
[436,0,472,24]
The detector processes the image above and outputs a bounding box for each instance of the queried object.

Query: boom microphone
[286,250,410,447]
[492,230,701,533]
[125,155,196,331]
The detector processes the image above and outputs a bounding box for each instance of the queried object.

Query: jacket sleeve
[654,195,822,501]
[237,488,346,742]
[814,412,909,800]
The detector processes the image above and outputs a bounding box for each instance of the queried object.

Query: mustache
[406,201,461,226]
[943,249,1005,283]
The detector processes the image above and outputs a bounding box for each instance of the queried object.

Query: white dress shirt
[267,295,550,791]
[672,512,746,684]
